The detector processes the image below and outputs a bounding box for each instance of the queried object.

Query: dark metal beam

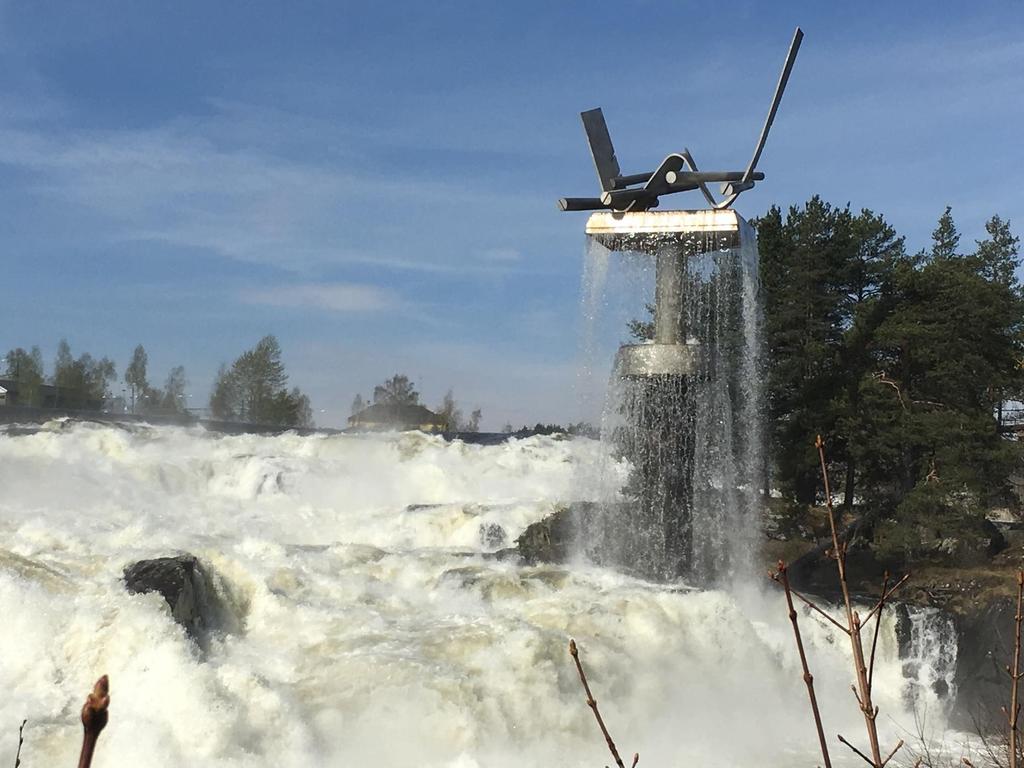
[740,26,803,186]
[600,188,655,209]
[558,197,612,212]
[558,28,803,212]
[580,108,621,193]
[610,172,655,189]
[664,170,765,185]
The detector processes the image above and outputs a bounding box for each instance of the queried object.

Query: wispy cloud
[0,99,555,275]
[240,282,400,313]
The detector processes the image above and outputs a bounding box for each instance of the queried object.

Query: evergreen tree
[756,197,850,502]
[930,205,960,261]
[160,365,187,413]
[832,209,906,505]
[757,199,1024,557]
[125,344,149,414]
[208,336,313,427]
[975,214,1020,290]
[290,388,314,428]
[264,387,314,428]
[3,346,45,405]
[233,335,288,420]
[373,374,419,406]
[351,393,365,416]
[52,340,115,409]
[210,364,239,421]
[53,339,74,406]
[861,225,1022,506]
[436,389,463,431]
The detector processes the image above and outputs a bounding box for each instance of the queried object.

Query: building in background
[347,403,446,433]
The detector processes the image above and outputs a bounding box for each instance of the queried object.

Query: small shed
[347,402,446,433]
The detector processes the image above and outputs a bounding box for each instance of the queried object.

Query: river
[0,421,956,766]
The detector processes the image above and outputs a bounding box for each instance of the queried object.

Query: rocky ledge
[123,554,233,644]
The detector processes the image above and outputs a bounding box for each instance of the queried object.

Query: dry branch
[863,574,911,626]
[771,436,910,768]
[872,373,946,410]
[817,435,908,768]
[14,719,26,768]
[880,738,904,767]
[839,732,878,767]
[78,675,110,768]
[569,639,636,768]
[1008,571,1024,768]
[787,585,851,635]
[867,572,890,691]
[771,561,832,768]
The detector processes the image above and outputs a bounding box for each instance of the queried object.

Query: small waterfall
[896,604,959,714]
[687,219,763,580]
[577,236,614,421]
[577,217,765,584]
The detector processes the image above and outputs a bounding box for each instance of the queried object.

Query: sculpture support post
[654,247,683,346]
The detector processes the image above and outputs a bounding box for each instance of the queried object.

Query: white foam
[0,423,953,767]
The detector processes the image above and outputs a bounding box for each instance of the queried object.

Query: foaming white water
[1,422,951,767]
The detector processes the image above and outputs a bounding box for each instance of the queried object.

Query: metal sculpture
[561,28,804,582]
[558,28,803,214]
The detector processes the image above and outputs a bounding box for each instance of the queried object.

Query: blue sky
[2,1,1023,428]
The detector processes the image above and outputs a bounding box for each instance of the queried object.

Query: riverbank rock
[515,504,583,565]
[950,596,1018,732]
[123,555,224,641]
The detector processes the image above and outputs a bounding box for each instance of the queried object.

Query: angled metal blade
[681,149,721,208]
[740,27,803,186]
[581,108,622,193]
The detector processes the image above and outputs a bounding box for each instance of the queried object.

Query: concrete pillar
[654,246,684,345]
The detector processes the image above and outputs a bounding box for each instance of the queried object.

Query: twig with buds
[77,676,110,768]
[1004,571,1024,768]
[569,639,638,768]
[13,719,26,768]
[770,561,832,768]
[770,436,910,768]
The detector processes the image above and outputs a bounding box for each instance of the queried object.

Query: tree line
[2,340,184,413]
[756,198,1023,556]
[3,334,314,428]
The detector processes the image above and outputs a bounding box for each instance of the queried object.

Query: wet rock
[479,522,507,549]
[514,501,689,580]
[515,505,582,565]
[487,547,521,562]
[123,555,224,641]
[951,597,1018,732]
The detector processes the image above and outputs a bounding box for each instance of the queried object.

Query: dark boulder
[123,555,225,641]
[951,596,1018,732]
[515,501,690,580]
[516,505,582,565]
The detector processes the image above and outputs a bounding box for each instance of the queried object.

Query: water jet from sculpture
[559,28,803,583]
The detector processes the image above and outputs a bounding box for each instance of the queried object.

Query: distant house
[0,378,92,409]
[347,402,446,433]
[0,385,6,406]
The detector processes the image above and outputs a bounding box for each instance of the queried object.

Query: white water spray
[577,219,764,582]
[0,421,960,767]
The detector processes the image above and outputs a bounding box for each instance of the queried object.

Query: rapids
[0,421,955,767]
